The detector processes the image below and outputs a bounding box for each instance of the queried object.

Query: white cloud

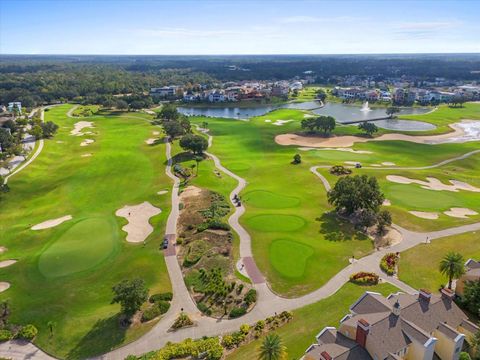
[278,15,365,24]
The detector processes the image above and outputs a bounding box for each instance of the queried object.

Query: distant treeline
[1,54,479,107]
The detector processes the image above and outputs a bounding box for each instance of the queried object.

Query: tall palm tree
[257,333,287,360]
[439,252,465,289]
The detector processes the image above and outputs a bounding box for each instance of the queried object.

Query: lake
[178,101,434,131]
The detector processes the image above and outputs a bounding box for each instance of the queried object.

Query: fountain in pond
[361,101,371,112]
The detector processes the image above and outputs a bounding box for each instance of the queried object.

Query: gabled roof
[350,292,392,314]
[304,329,371,360]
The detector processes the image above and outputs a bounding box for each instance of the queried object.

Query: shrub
[197,302,212,316]
[221,334,235,349]
[380,253,398,275]
[349,271,380,285]
[243,289,257,305]
[329,165,352,176]
[141,306,161,322]
[254,320,265,331]
[0,329,12,342]
[149,292,173,303]
[240,324,250,335]
[171,312,194,330]
[229,307,246,318]
[280,311,293,321]
[152,337,223,360]
[157,300,171,315]
[197,219,230,232]
[237,283,244,295]
[17,324,38,340]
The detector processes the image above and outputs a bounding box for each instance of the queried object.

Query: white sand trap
[116,202,161,243]
[409,211,439,219]
[56,140,64,144]
[0,283,10,293]
[32,215,73,230]
[264,120,272,123]
[273,120,293,126]
[382,162,396,166]
[71,121,94,136]
[275,121,476,148]
[157,190,168,195]
[386,175,480,193]
[81,153,93,157]
[303,114,315,118]
[298,147,372,154]
[145,138,157,145]
[383,199,391,206]
[0,247,6,254]
[0,260,16,268]
[152,131,160,135]
[444,207,479,218]
[80,139,94,147]
[180,186,202,200]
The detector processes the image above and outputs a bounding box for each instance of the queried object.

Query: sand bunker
[32,215,73,230]
[0,283,10,293]
[152,131,160,135]
[80,139,94,147]
[56,140,64,144]
[383,199,391,206]
[116,202,161,243]
[382,162,396,166]
[275,121,479,148]
[145,138,157,145]
[264,120,272,123]
[157,190,168,195]
[386,175,480,193]
[273,120,293,126]
[71,121,94,136]
[81,153,93,157]
[444,207,479,218]
[0,260,16,268]
[0,247,6,254]
[298,147,372,154]
[180,186,202,200]
[409,211,439,219]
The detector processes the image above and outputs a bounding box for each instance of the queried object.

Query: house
[207,91,225,103]
[183,91,198,102]
[456,259,480,297]
[7,102,21,113]
[150,86,178,97]
[393,88,406,104]
[271,84,289,98]
[302,289,479,360]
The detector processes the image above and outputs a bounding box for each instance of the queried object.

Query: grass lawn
[186,106,480,296]
[399,231,480,292]
[400,102,480,134]
[226,282,398,360]
[0,105,171,359]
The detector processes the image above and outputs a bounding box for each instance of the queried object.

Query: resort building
[150,86,178,97]
[302,289,479,360]
[456,259,480,297]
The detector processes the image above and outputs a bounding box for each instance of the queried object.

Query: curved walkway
[2,118,480,360]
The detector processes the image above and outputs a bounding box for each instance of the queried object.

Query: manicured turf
[269,239,314,278]
[0,105,172,358]
[226,282,398,360]
[399,231,480,292]
[187,104,480,296]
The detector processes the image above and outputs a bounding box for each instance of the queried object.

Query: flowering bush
[380,253,398,275]
[350,272,379,285]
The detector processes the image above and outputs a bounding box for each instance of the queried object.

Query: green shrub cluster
[149,292,173,303]
[197,302,212,316]
[141,306,161,322]
[221,331,246,349]
[243,289,257,305]
[171,312,194,330]
[197,219,230,232]
[17,324,38,340]
[0,329,13,342]
[149,337,223,360]
[229,307,246,318]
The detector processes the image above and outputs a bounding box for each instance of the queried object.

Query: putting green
[243,190,300,209]
[269,239,314,278]
[385,184,464,210]
[38,217,118,278]
[245,214,306,232]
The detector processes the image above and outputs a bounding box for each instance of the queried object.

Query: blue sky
[1,0,479,54]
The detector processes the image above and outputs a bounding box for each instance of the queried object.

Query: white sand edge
[32,215,73,230]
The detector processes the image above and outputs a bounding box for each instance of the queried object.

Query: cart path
[3,120,480,360]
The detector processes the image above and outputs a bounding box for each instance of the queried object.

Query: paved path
[3,117,480,360]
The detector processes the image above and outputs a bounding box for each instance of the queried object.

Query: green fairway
[226,282,398,360]
[243,190,301,209]
[38,217,119,278]
[399,231,480,291]
[245,214,306,232]
[269,239,314,278]
[0,105,172,358]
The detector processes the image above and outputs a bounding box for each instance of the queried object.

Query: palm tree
[257,333,287,360]
[439,252,465,289]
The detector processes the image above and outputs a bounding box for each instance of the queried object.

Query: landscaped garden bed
[177,186,255,318]
[349,271,379,285]
[380,253,399,275]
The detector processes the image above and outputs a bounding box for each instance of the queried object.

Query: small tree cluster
[156,104,191,139]
[358,122,378,136]
[301,115,336,135]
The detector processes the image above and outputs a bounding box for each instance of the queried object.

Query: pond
[178,101,434,131]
